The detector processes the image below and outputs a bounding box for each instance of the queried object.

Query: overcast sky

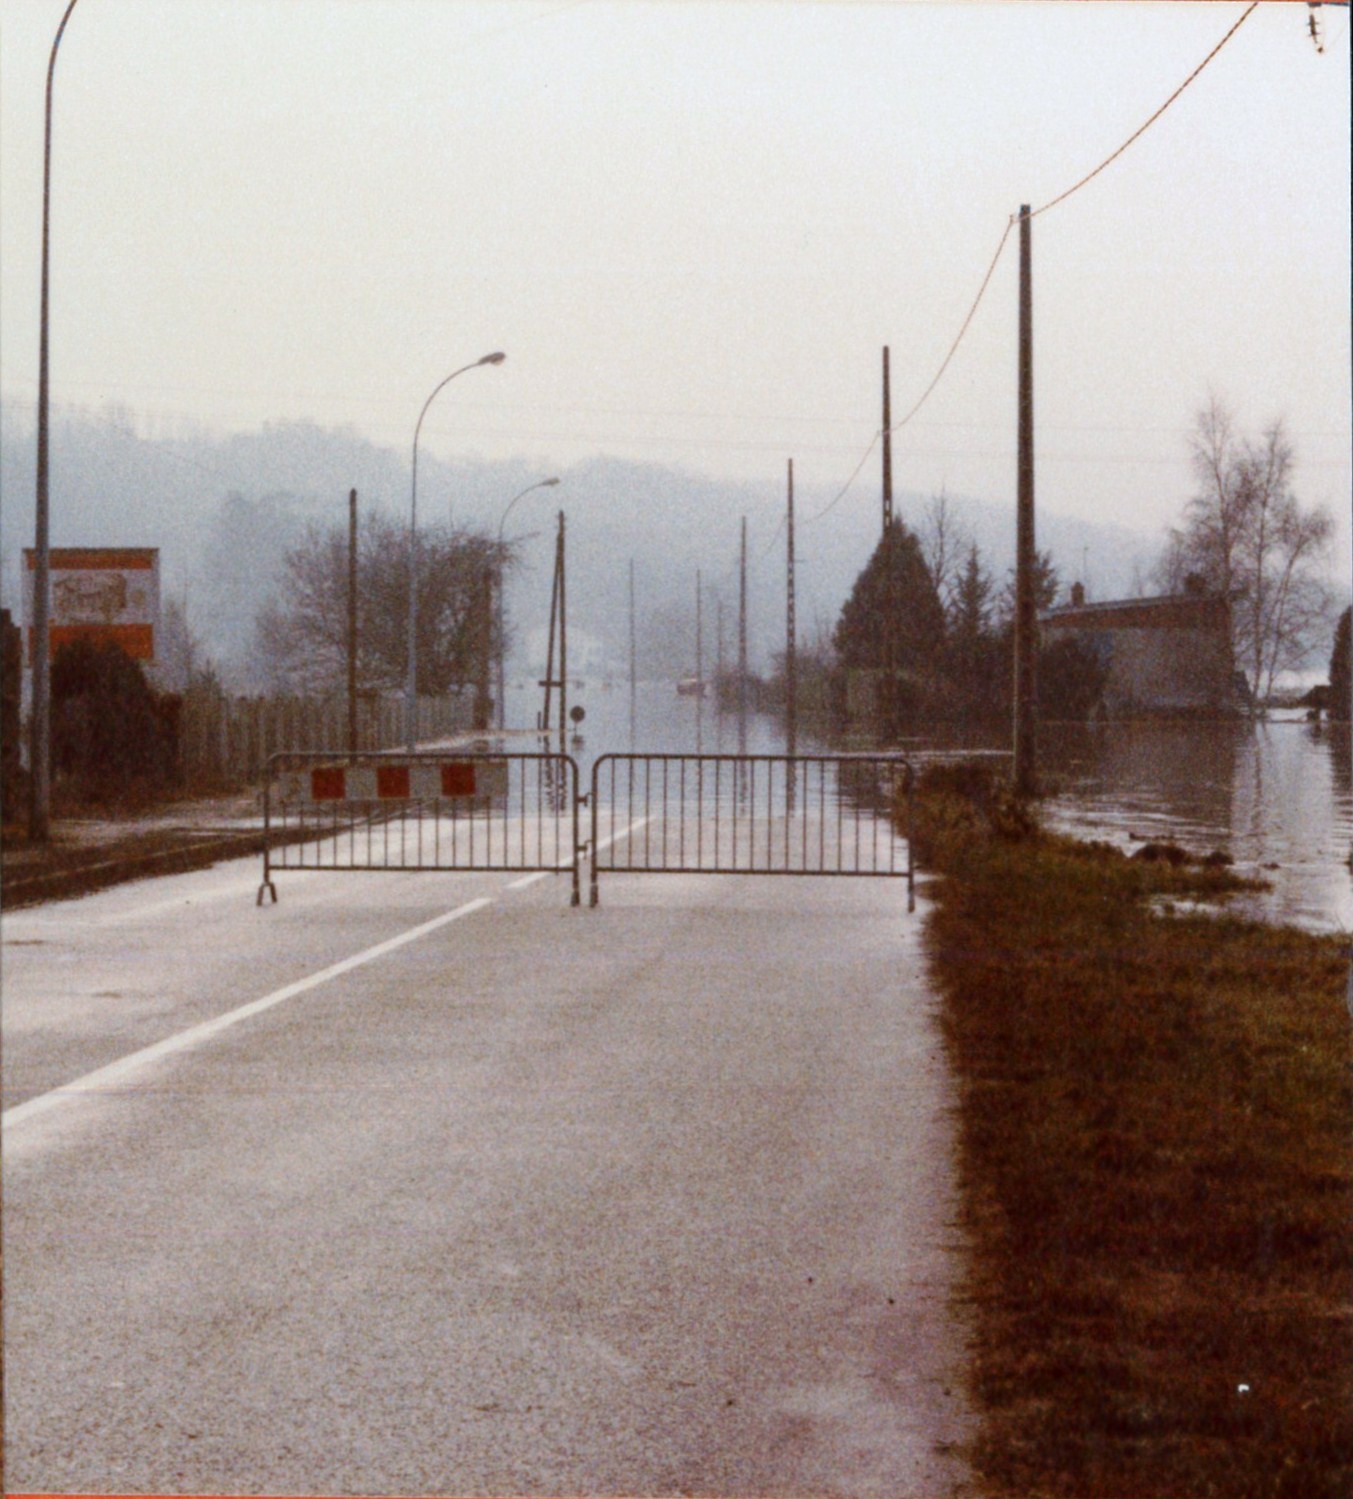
[2,0,1349,563]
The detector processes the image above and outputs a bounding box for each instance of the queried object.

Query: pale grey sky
[2,1,1349,558]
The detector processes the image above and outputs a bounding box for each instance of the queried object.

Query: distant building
[1040,577,1241,718]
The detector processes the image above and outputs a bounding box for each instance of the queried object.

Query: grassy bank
[912,766,1353,1498]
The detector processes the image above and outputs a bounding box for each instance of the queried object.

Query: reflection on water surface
[506,682,1353,933]
[1038,718,1353,934]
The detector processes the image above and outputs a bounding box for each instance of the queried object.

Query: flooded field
[505,681,1353,934]
[1036,716,1353,934]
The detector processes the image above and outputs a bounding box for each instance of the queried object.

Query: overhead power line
[1031,1,1260,219]
[809,0,1263,529]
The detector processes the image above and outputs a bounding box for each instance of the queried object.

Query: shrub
[51,638,178,800]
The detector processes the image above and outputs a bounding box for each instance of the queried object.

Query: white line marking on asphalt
[1,896,494,1133]
[5,820,653,1135]
[593,816,650,855]
[500,818,649,891]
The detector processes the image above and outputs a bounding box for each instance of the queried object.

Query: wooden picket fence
[177,691,475,787]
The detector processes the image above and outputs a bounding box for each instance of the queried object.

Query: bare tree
[1158,403,1333,702]
[1159,397,1247,599]
[254,513,514,697]
[1233,424,1333,701]
[917,488,970,611]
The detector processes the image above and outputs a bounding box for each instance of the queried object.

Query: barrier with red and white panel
[259,750,579,907]
[278,757,509,804]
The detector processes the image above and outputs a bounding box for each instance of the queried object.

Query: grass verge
[911,762,1353,1498]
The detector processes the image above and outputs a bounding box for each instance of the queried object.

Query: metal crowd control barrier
[588,753,915,910]
[257,750,580,906]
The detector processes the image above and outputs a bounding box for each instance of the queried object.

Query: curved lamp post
[405,351,505,750]
[29,0,83,842]
[495,477,561,729]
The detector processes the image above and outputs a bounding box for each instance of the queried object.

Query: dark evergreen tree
[833,523,946,673]
[999,548,1061,622]
[51,639,176,795]
[833,522,947,733]
[945,542,1004,716]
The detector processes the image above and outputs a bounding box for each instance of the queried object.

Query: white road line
[593,816,651,855]
[500,818,649,892]
[4,822,653,1133]
[1,896,493,1133]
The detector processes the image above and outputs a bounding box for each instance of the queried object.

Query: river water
[504,681,1353,935]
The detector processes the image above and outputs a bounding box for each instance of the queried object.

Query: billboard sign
[22,547,160,664]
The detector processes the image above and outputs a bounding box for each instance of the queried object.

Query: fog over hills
[1,401,1163,686]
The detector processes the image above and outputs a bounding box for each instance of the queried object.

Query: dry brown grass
[913,766,1353,1498]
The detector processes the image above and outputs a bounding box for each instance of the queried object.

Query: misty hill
[0,401,1162,686]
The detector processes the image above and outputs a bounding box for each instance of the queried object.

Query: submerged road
[2,846,971,1497]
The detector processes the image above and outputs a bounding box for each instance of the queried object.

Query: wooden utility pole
[881,345,893,535]
[882,347,899,734]
[738,516,748,755]
[540,512,566,741]
[558,511,568,750]
[347,488,358,752]
[786,458,797,757]
[695,568,704,753]
[695,569,703,686]
[629,557,637,746]
[716,599,724,703]
[1014,203,1038,797]
[474,565,493,731]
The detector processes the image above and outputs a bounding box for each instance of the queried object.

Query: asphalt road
[2,845,971,1496]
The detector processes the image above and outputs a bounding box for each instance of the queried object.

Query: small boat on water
[676,676,709,698]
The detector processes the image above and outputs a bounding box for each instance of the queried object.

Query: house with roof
[1039,576,1243,718]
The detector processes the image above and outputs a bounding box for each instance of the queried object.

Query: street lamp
[29,0,83,843]
[496,478,561,729]
[405,351,505,751]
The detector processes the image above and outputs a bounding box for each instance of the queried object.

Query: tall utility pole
[882,347,899,734]
[881,345,893,535]
[695,569,703,685]
[558,511,568,749]
[474,565,493,731]
[1014,203,1038,797]
[716,596,725,749]
[786,458,797,757]
[716,599,724,698]
[695,568,704,753]
[738,516,748,755]
[628,558,637,747]
[347,489,358,752]
[539,512,566,742]
[30,0,84,842]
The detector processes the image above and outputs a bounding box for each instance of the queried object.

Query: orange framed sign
[22,547,160,664]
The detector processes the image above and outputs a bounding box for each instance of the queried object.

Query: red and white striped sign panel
[22,547,160,664]
[279,759,509,804]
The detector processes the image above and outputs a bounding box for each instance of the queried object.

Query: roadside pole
[1014,203,1038,798]
[629,558,636,747]
[786,458,797,758]
[347,488,358,752]
[738,517,748,756]
[558,511,567,753]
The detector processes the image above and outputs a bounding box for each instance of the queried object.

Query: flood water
[505,680,1353,935]
[1035,716,1353,935]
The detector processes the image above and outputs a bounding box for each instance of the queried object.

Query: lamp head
[478,351,507,366]
[542,477,561,487]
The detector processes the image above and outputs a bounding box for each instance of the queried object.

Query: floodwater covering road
[2,840,971,1496]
